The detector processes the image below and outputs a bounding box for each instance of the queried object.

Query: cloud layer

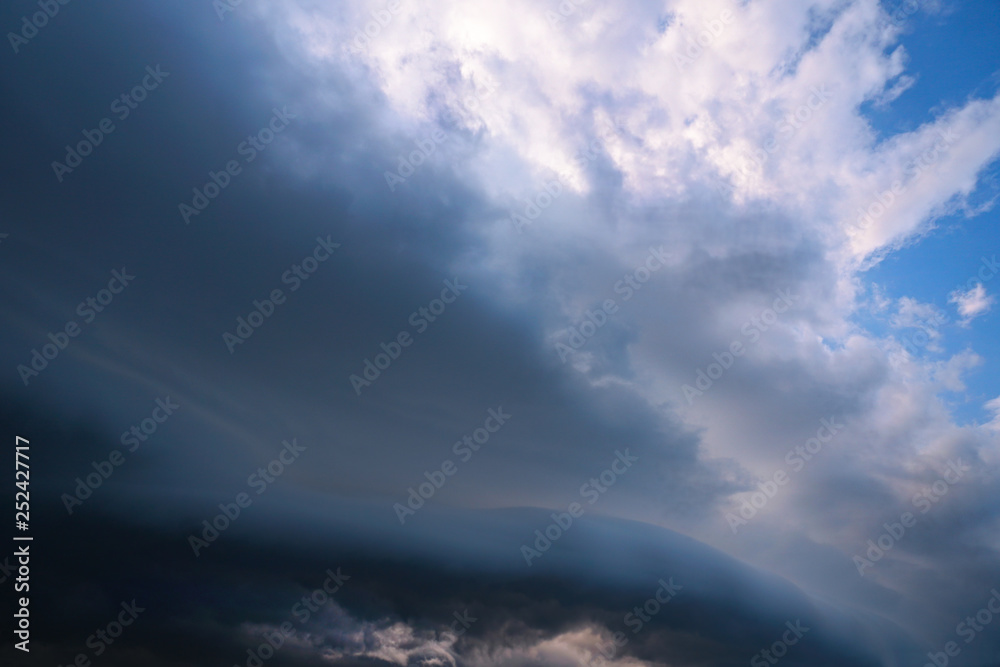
[1,0,999,665]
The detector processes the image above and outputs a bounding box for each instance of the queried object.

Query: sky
[0,1,999,666]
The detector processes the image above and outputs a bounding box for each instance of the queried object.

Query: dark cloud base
[0,399,922,667]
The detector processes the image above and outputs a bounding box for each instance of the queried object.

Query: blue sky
[862,0,1000,425]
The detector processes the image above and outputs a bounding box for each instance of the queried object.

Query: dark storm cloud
[0,394,922,667]
[0,2,758,663]
[0,0,738,532]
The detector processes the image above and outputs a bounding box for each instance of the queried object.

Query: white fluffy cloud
[949,282,995,325]
[265,0,1000,262]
